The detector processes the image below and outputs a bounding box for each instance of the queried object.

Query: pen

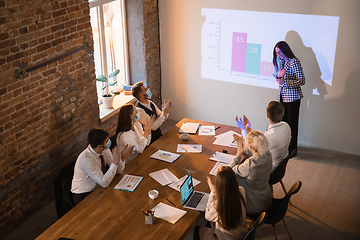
[141,209,147,215]
[166,198,176,207]
[182,148,188,152]
[215,126,220,130]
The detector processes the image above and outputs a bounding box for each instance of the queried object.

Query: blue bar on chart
[245,43,261,74]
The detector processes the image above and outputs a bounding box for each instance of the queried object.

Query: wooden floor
[3,119,360,240]
[248,146,360,240]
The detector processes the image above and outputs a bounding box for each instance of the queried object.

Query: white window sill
[99,91,137,122]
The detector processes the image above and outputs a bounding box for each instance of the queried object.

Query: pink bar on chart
[259,61,274,76]
[231,32,247,72]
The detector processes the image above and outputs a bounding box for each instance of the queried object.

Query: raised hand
[242,115,252,134]
[163,99,173,115]
[112,146,121,165]
[144,114,156,136]
[233,134,245,155]
[206,176,215,194]
[235,115,245,130]
[120,144,134,161]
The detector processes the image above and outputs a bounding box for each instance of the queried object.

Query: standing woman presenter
[273,41,305,154]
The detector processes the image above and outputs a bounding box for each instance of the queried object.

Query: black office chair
[243,212,267,240]
[269,149,297,204]
[265,181,302,240]
[54,161,76,219]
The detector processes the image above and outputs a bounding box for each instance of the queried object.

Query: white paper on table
[215,130,237,139]
[168,175,201,192]
[209,152,235,164]
[179,122,200,134]
[213,130,241,148]
[150,150,181,163]
[176,144,202,153]
[152,202,187,224]
[114,174,143,192]
[198,126,215,135]
[149,168,179,186]
[209,162,230,176]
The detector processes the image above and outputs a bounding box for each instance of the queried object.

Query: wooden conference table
[36,118,241,240]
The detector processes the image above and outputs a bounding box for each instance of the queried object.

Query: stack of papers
[209,151,235,164]
[179,122,200,134]
[114,174,143,192]
[149,168,179,186]
[198,126,215,135]
[150,150,181,163]
[152,202,187,224]
[176,144,202,153]
[168,175,201,192]
[213,130,241,148]
[209,162,229,176]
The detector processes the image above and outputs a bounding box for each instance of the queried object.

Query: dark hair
[215,166,245,230]
[267,101,285,123]
[115,104,134,138]
[131,81,144,99]
[273,41,297,71]
[88,128,109,149]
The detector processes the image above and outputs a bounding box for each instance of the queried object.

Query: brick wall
[143,0,161,107]
[0,0,99,236]
[0,0,161,237]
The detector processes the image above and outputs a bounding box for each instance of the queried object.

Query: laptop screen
[180,174,194,205]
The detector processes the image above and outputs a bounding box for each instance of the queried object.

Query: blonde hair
[246,131,269,156]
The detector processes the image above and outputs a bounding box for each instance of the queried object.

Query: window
[89,0,128,99]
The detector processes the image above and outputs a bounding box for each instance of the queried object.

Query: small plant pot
[102,94,114,109]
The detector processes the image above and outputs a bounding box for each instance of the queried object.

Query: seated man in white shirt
[71,128,133,205]
[236,101,291,171]
[131,81,173,144]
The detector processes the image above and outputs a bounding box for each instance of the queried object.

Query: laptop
[180,174,209,211]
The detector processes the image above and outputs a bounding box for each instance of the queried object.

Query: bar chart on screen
[201,8,339,89]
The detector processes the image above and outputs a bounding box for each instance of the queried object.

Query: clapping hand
[206,176,215,194]
[236,115,251,134]
[242,115,251,134]
[120,144,134,161]
[143,115,156,136]
[235,115,245,130]
[233,134,245,155]
[163,99,173,115]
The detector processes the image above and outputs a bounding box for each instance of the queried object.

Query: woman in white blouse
[195,166,247,240]
[115,103,155,164]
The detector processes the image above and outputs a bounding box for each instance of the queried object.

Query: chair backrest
[54,161,76,219]
[243,212,267,240]
[265,181,302,224]
[269,149,296,185]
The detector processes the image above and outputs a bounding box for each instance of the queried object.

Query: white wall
[159,0,360,155]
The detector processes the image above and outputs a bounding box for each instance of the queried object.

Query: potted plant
[96,69,120,109]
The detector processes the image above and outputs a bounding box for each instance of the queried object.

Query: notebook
[179,122,200,134]
[180,174,209,211]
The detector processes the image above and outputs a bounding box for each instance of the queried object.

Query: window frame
[89,0,130,99]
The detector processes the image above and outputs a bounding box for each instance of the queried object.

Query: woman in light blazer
[230,131,272,214]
